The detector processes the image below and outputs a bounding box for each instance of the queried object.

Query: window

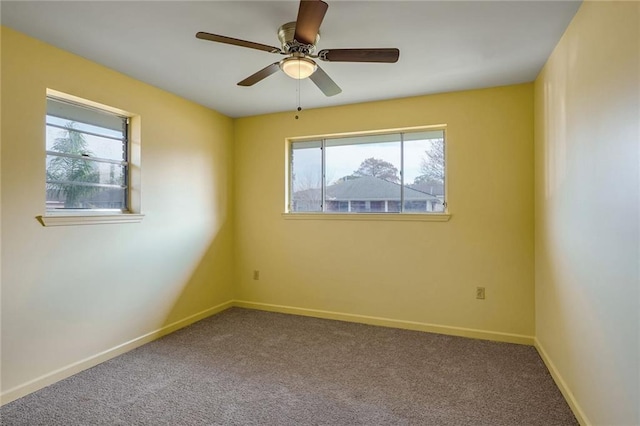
[46,96,129,212]
[289,129,446,214]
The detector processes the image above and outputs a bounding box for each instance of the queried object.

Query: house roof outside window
[294,175,441,202]
[326,176,440,202]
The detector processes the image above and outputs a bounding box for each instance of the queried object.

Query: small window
[289,128,446,214]
[46,97,129,212]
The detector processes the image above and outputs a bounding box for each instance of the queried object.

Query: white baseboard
[234,300,535,345]
[0,300,234,406]
[0,299,539,407]
[534,337,590,426]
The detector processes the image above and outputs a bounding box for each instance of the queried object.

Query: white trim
[287,124,448,144]
[282,213,451,222]
[534,338,590,426]
[46,89,131,118]
[37,213,145,227]
[234,300,533,345]
[0,300,234,406]
[0,299,542,407]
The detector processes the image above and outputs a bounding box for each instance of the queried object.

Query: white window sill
[282,213,451,222]
[37,213,145,227]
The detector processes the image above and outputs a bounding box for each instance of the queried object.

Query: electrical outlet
[253,270,260,280]
[476,287,485,299]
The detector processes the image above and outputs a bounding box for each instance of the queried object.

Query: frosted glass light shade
[280,57,317,79]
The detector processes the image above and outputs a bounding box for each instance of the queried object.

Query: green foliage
[47,122,100,208]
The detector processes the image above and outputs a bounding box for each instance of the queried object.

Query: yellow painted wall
[234,84,534,339]
[13,6,637,417]
[1,27,235,399]
[534,2,639,425]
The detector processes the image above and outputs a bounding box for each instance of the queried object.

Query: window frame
[285,126,450,221]
[38,90,144,226]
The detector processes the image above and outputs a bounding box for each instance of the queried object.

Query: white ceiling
[1,1,581,118]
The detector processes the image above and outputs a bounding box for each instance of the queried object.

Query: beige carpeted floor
[1,308,577,425]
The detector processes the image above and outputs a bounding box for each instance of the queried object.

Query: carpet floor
[1,308,577,425]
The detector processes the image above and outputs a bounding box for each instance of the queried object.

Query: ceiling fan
[196,0,400,97]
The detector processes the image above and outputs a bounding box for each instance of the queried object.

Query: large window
[46,97,129,212]
[289,129,446,214]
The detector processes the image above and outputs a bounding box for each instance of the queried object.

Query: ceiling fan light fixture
[280,56,317,79]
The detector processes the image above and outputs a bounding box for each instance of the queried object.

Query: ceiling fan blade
[309,65,341,97]
[196,32,281,54]
[294,0,328,45]
[238,62,281,86]
[318,48,400,63]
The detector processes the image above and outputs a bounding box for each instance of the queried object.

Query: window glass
[46,97,128,211]
[289,129,445,214]
[291,140,322,212]
[46,116,125,162]
[403,131,445,213]
[325,136,401,213]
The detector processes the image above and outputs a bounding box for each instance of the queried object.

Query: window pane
[46,185,126,210]
[325,139,401,213]
[46,96,128,212]
[288,129,446,215]
[291,140,322,212]
[403,131,445,212]
[46,155,127,210]
[46,123,126,162]
[47,98,124,134]
[47,155,126,186]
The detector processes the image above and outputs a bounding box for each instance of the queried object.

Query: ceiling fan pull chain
[295,77,302,119]
[196,0,395,100]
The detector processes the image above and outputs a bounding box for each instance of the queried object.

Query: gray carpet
[1,308,577,425]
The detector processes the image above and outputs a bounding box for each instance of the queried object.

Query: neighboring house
[293,175,444,213]
[409,180,445,206]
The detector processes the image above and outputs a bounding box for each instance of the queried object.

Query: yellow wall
[10,5,637,420]
[1,27,235,401]
[234,84,535,340]
[534,2,639,425]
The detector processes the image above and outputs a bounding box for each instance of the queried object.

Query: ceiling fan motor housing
[278,22,319,54]
[195,0,397,97]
